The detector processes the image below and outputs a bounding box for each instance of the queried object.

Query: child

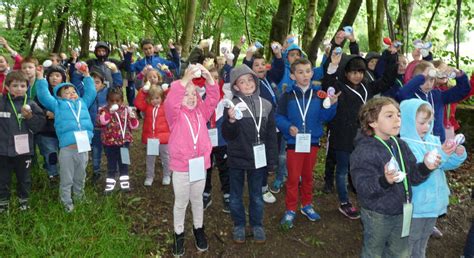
[0,71,46,212]
[164,64,219,255]
[365,51,380,83]
[379,54,408,100]
[397,61,471,142]
[0,37,23,94]
[222,65,278,244]
[36,65,96,212]
[321,46,399,220]
[134,82,171,186]
[399,99,466,257]
[350,97,439,257]
[98,88,139,193]
[20,57,40,100]
[276,58,338,228]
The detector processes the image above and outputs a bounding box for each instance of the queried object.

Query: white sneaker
[162,176,171,185]
[144,177,153,186]
[263,190,276,204]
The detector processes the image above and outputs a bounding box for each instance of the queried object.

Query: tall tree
[395,0,415,53]
[366,0,385,52]
[79,0,93,58]
[337,0,363,30]
[52,1,70,53]
[307,0,339,64]
[180,0,198,57]
[269,0,293,44]
[301,0,318,53]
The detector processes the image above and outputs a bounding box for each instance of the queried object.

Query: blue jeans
[229,167,265,227]
[360,208,409,258]
[104,144,129,178]
[276,135,288,182]
[335,150,350,203]
[36,135,59,177]
[91,129,103,173]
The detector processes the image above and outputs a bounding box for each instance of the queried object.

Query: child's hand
[329,91,342,105]
[199,39,209,50]
[441,140,457,155]
[199,64,215,85]
[227,107,237,123]
[21,106,33,120]
[289,126,299,137]
[384,163,398,184]
[423,151,441,170]
[330,49,342,66]
[104,61,118,73]
[182,64,200,86]
[271,41,283,58]
[36,65,44,79]
[388,44,399,54]
[46,111,55,119]
[455,145,466,156]
[168,39,175,49]
[347,29,356,42]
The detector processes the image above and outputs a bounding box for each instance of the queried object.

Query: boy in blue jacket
[37,65,96,212]
[400,99,466,258]
[397,61,471,142]
[276,58,339,228]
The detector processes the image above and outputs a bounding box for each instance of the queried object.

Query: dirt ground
[118,127,473,257]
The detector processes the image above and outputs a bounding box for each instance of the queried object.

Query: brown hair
[5,71,28,87]
[146,85,165,104]
[413,61,434,77]
[359,97,400,136]
[21,56,39,66]
[144,69,163,85]
[416,103,433,120]
[290,58,312,74]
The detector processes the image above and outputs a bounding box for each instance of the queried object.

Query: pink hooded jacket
[164,80,219,172]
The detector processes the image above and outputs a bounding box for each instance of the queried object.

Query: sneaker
[301,205,321,221]
[203,193,212,210]
[252,226,266,244]
[262,190,276,204]
[233,226,245,243]
[192,226,208,252]
[19,199,29,211]
[269,179,283,194]
[162,176,171,185]
[172,232,185,256]
[222,195,230,214]
[64,203,74,213]
[119,175,131,192]
[322,183,334,194]
[144,177,153,187]
[280,210,296,229]
[338,203,360,220]
[104,178,116,195]
[431,226,443,238]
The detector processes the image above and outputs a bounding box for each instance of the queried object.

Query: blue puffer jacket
[400,99,466,218]
[397,73,471,142]
[276,82,336,147]
[277,43,303,94]
[36,77,96,148]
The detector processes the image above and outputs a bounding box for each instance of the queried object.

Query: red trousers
[285,146,319,211]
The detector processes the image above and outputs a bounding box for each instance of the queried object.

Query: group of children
[0,27,472,257]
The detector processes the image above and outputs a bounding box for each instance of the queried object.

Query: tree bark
[29,18,44,55]
[367,0,384,52]
[395,0,415,53]
[421,0,441,41]
[269,0,293,45]
[302,0,318,53]
[52,2,70,53]
[307,0,339,64]
[180,0,198,57]
[337,0,363,31]
[79,0,93,59]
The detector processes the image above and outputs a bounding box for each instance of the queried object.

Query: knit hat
[230,65,258,87]
[45,65,67,83]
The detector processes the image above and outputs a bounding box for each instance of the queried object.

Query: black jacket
[0,95,46,156]
[350,132,431,215]
[322,53,398,152]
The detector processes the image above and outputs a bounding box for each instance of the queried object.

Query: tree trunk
[384,0,395,39]
[180,0,198,57]
[79,0,93,59]
[29,18,44,55]
[302,0,318,53]
[421,0,441,41]
[269,0,293,45]
[367,0,384,52]
[395,0,415,53]
[14,5,26,30]
[337,0,363,31]
[52,2,70,53]
[211,16,224,55]
[4,2,12,30]
[307,0,339,64]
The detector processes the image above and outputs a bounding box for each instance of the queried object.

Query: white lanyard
[367,72,374,82]
[344,83,368,104]
[238,96,263,142]
[115,108,128,140]
[415,92,435,115]
[67,101,82,130]
[293,89,313,132]
[152,105,159,134]
[400,137,440,147]
[260,78,276,103]
[184,112,201,150]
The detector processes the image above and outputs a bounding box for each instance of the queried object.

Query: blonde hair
[146,85,165,105]
[416,103,433,120]
[144,69,163,85]
[413,61,434,77]
[359,97,400,136]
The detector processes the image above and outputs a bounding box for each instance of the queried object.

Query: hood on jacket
[94,41,110,61]
[229,65,261,98]
[400,98,434,141]
[45,65,67,83]
[283,43,305,65]
[53,82,79,99]
[337,55,367,84]
[365,51,381,62]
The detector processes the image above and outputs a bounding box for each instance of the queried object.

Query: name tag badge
[74,131,91,153]
[120,147,131,165]
[0,112,11,118]
[253,143,267,169]
[14,134,30,155]
[147,138,160,156]
[189,156,206,182]
[295,133,311,153]
[401,202,413,238]
[208,128,218,147]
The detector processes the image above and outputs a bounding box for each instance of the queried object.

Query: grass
[0,166,156,256]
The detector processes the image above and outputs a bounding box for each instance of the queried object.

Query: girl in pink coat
[164,64,219,256]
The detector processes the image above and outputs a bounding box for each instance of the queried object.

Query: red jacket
[134,89,170,144]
